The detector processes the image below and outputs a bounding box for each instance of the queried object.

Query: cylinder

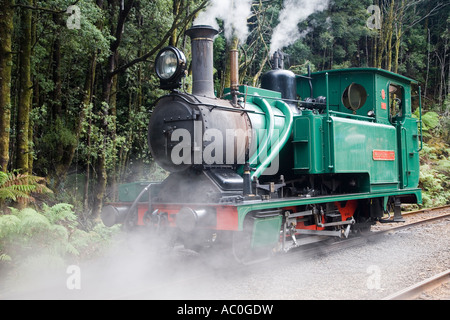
[101,205,130,227]
[176,207,207,233]
[185,25,218,98]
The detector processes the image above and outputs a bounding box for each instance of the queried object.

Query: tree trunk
[424,28,430,98]
[92,0,134,218]
[393,0,405,74]
[169,0,183,46]
[51,16,67,188]
[109,71,118,202]
[15,2,33,174]
[0,0,14,171]
[381,0,395,70]
[82,52,97,212]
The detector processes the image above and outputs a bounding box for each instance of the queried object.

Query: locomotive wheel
[126,211,176,252]
[232,232,273,265]
[232,229,253,264]
[231,216,273,265]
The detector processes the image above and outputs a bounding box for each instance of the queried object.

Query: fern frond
[0,172,9,186]
[16,208,52,236]
[0,214,21,239]
[0,188,19,201]
[0,171,53,204]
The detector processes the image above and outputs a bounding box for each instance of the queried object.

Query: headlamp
[155,46,186,90]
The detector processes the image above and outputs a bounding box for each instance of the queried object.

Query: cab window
[389,84,404,122]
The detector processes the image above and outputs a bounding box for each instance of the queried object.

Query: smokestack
[272,50,284,70]
[229,49,239,105]
[186,25,219,97]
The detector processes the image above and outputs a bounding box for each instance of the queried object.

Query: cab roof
[305,67,418,85]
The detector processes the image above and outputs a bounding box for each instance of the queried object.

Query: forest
[0,0,449,220]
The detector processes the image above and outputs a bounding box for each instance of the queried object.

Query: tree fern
[0,171,52,205]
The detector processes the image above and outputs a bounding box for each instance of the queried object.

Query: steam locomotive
[101,25,423,264]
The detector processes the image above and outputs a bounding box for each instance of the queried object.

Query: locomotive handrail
[401,126,410,188]
[325,73,334,171]
[224,91,301,105]
[163,92,261,114]
[328,110,376,122]
[418,86,423,152]
[326,72,330,119]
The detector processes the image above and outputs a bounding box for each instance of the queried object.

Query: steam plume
[194,0,252,43]
[270,0,330,55]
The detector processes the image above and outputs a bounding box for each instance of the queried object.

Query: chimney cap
[186,25,219,40]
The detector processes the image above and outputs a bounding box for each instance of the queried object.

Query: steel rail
[288,211,450,261]
[382,269,450,300]
[401,204,450,217]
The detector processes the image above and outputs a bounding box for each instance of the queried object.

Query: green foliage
[418,135,450,208]
[415,111,440,139]
[441,95,450,144]
[0,204,120,274]
[412,105,450,207]
[419,162,450,207]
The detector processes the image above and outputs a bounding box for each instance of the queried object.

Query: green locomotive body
[102,26,422,263]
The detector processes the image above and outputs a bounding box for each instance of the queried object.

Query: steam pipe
[251,100,293,179]
[185,25,219,98]
[121,182,154,229]
[250,97,275,169]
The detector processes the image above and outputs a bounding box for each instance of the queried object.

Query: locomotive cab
[296,68,417,124]
[295,68,421,192]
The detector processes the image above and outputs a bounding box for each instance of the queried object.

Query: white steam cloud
[194,0,329,55]
[194,0,252,43]
[270,0,329,54]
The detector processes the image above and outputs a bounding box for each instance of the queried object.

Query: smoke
[270,0,330,55]
[194,0,253,43]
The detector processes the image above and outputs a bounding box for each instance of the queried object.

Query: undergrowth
[414,98,450,207]
[0,204,120,283]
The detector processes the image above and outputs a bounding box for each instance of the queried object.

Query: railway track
[380,204,450,224]
[286,204,450,261]
[371,205,450,232]
[383,269,450,300]
[116,205,450,299]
